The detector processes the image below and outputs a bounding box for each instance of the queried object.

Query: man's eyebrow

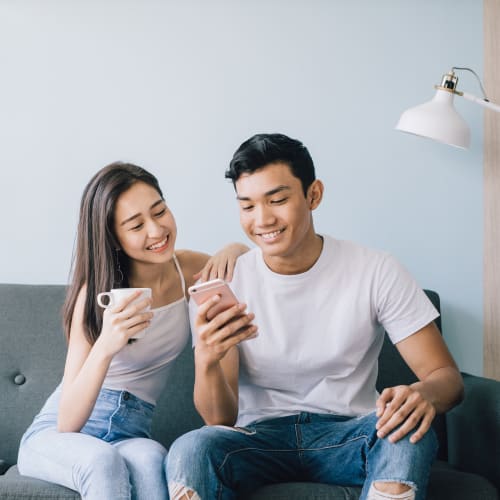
[236,185,290,201]
[120,199,164,226]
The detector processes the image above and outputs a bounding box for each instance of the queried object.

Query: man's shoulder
[325,236,391,265]
[235,246,260,266]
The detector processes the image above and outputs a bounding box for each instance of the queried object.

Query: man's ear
[307,179,324,210]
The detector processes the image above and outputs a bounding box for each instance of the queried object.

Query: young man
[167,133,464,500]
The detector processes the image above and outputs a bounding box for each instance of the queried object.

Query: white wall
[0,1,483,375]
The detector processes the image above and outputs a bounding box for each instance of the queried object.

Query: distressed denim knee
[361,413,439,500]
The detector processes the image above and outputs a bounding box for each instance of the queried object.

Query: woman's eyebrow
[120,199,164,226]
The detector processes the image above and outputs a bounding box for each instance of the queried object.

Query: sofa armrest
[0,460,8,475]
[446,372,500,492]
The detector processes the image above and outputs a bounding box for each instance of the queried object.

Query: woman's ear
[307,179,324,210]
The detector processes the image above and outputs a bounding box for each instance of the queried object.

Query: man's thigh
[168,423,304,494]
[298,413,378,486]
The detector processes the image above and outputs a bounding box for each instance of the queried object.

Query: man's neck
[263,233,324,275]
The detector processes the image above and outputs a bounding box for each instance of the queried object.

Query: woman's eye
[241,205,254,211]
[154,208,167,217]
[130,223,144,231]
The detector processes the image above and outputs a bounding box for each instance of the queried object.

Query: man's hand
[375,385,436,444]
[194,294,258,367]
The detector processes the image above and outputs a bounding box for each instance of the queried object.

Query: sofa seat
[3,460,498,500]
[0,284,498,499]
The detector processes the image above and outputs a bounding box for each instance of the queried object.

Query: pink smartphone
[188,279,239,316]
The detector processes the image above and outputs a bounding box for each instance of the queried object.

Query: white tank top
[103,254,190,404]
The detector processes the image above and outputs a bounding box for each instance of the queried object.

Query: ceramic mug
[97,287,152,339]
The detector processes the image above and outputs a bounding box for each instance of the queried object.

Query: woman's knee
[75,442,129,479]
[116,437,168,472]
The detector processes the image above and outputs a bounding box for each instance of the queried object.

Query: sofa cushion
[1,466,79,499]
[4,461,498,500]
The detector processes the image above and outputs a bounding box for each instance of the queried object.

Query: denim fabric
[167,412,438,500]
[18,387,168,500]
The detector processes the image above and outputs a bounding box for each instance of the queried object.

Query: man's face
[235,162,317,266]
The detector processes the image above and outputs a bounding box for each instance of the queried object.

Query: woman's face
[113,181,177,265]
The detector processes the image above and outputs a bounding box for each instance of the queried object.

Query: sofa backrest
[0,284,445,469]
[1,285,68,469]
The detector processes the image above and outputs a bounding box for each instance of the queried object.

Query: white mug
[97,288,152,339]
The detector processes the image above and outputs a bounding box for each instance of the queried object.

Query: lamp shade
[395,88,471,149]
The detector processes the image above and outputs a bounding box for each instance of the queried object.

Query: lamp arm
[461,92,500,113]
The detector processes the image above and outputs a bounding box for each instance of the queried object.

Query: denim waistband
[98,387,155,411]
[251,412,354,426]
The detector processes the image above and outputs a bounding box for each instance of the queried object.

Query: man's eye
[271,198,287,204]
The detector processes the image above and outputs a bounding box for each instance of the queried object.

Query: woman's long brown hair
[62,162,163,344]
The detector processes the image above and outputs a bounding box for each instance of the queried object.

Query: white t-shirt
[191,236,439,426]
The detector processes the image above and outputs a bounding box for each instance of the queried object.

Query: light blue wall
[0,1,483,375]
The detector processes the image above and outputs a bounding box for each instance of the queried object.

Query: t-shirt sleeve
[375,254,440,344]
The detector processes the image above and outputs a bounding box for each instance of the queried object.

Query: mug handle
[97,292,113,308]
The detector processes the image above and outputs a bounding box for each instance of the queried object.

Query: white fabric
[104,254,190,404]
[191,236,439,427]
[367,484,415,499]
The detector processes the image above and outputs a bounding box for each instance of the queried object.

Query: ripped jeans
[166,411,438,500]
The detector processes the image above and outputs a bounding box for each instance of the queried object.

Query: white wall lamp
[395,67,500,149]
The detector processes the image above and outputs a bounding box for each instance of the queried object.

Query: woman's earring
[115,249,124,286]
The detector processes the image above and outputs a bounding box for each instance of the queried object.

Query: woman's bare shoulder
[176,250,210,287]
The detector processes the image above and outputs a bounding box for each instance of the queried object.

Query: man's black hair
[225,133,316,196]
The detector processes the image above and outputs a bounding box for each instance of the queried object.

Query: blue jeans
[166,412,438,500]
[18,386,168,500]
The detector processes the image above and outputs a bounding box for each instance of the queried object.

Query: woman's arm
[57,286,153,432]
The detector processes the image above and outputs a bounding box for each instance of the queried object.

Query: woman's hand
[194,294,258,368]
[95,291,153,357]
[375,385,436,444]
[194,243,249,282]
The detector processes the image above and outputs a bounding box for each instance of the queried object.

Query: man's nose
[255,205,275,226]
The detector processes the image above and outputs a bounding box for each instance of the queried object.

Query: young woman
[17,162,247,500]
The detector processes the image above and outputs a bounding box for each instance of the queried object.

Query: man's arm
[375,321,464,444]
[192,295,257,426]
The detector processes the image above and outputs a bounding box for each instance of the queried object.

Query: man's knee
[169,483,202,500]
[377,425,438,465]
[368,482,416,499]
[168,427,221,469]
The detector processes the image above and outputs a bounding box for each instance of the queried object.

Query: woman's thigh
[18,427,129,492]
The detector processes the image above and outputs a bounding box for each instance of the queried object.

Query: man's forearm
[194,359,239,426]
[411,366,464,414]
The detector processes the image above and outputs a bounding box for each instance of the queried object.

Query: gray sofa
[0,284,498,500]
